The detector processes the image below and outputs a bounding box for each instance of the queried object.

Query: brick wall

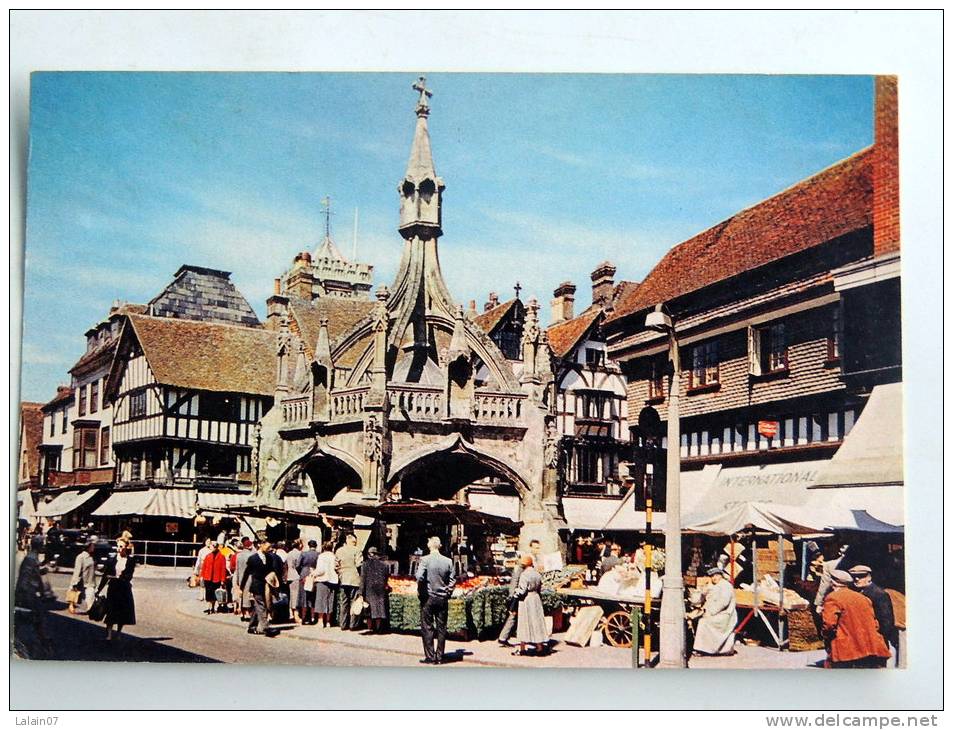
[874,75,900,256]
[626,305,845,423]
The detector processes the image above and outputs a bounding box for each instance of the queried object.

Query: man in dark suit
[240,540,279,637]
[849,564,899,665]
[416,536,456,665]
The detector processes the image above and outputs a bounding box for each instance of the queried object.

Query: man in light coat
[692,567,737,656]
[335,534,363,630]
[69,541,97,614]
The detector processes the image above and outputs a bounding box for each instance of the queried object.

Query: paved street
[13,569,833,669]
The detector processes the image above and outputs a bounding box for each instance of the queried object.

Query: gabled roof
[69,337,119,375]
[547,307,602,359]
[19,402,44,482]
[288,296,377,358]
[607,147,873,323]
[472,298,519,334]
[41,386,73,412]
[123,314,277,396]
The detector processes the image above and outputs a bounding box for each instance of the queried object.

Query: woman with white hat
[692,566,737,656]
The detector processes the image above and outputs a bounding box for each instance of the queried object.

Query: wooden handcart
[557,587,646,648]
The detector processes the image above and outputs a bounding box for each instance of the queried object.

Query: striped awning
[283,495,317,512]
[93,488,197,519]
[92,490,154,517]
[196,491,255,514]
[144,489,197,518]
[35,488,101,518]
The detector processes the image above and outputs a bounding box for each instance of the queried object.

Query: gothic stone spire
[399,76,444,239]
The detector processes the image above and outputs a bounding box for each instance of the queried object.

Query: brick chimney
[484,292,500,312]
[591,261,617,308]
[873,76,899,257]
[551,281,576,324]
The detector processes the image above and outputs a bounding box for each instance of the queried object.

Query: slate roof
[126,315,277,396]
[19,402,44,482]
[547,307,602,359]
[148,265,261,327]
[288,296,377,357]
[473,299,518,334]
[607,147,873,323]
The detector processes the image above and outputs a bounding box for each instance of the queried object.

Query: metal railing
[134,539,204,568]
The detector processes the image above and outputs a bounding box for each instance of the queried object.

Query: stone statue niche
[311,362,330,421]
[447,354,474,420]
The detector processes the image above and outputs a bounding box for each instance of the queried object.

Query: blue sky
[20,73,873,402]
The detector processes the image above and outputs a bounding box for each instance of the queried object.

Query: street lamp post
[645,304,686,668]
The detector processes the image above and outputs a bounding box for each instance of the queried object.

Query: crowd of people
[189,532,553,664]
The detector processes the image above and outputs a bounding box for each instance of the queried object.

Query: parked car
[42,529,112,572]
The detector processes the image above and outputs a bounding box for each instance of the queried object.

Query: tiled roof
[41,387,74,412]
[607,147,873,323]
[473,299,517,334]
[69,337,119,374]
[288,297,377,357]
[547,307,601,359]
[127,314,277,396]
[19,402,44,481]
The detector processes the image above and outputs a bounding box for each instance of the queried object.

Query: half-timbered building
[603,77,903,546]
[97,314,276,540]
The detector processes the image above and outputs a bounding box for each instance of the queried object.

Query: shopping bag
[351,595,366,616]
[88,594,107,622]
[303,574,316,592]
[214,587,227,604]
[66,588,81,604]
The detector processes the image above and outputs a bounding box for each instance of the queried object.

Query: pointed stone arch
[271,438,364,503]
[386,433,530,502]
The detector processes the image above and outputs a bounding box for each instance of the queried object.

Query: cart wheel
[603,610,633,648]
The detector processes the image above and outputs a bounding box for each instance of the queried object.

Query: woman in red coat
[201,543,228,614]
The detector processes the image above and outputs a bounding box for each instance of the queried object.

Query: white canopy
[35,488,101,518]
[16,489,36,521]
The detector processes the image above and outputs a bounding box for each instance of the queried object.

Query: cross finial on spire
[321,196,332,238]
[413,76,432,117]
[514,281,522,300]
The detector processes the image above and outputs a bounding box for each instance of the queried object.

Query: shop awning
[806,383,905,527]
[196,491,255,514]
[467,492,520,522]
[92,488,197,518]
[562,466,720,532]
[35,488,102,518]
[143,489,197,518]
[16,489,36,521]
[811,383,903,488]
[574,422,613,439]
[321,498,523,533]
[92,490,153,517]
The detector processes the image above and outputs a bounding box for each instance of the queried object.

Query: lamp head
[645,304,673,332]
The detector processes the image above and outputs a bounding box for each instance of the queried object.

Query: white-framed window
[690,340,719,387]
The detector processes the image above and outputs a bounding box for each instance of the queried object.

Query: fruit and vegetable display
[387,576,419,595]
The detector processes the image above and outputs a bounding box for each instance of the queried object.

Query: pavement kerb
[174,599,520,668]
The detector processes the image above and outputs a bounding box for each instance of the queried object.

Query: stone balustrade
[388,385,444,421]
[330,387,369,422]
[281,394,312,426]
[473,390,525,424]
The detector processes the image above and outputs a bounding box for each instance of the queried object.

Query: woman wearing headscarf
[97,538,137,641]
[513,555,549,656]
